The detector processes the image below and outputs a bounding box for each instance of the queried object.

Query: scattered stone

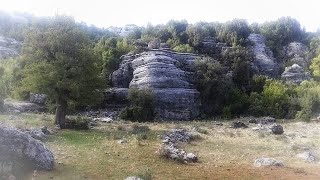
[253,123,284,135]
[161,129,195,145]
[41,126,51,135]
[249,119,258,124]
[159,129,199,163]
[231,121,248,129]
[269,124,284,135]
[97,117,113,123]
[259,117,276,125]
[296,151,317,163]
[157,144,198,163]
[117,139,128,144]
[0,124,54,171]
[254,158,283,167]
[124,176,144,180]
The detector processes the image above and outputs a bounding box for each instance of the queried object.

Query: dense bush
[195,57,230,115]
[249,80,298,118]
[260,17,306,57]
[120,88,155,122]
[217,19,251,47]
[295,80,320,121]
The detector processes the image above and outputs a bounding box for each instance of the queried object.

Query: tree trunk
[55,98,67,129]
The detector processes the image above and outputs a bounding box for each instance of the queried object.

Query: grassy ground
[1,113,320,179]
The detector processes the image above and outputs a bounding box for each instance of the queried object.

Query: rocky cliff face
[111,50,200,120]
[248,34,279,77]
[0,36,21,60]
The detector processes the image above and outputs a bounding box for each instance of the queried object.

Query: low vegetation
[1,114,320,179]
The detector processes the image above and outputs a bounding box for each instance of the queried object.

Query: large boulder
[248,34,279,77]
[0,36,21,60]
[281,64,311,84]
[112,50,200,120]
[0,124,54,173]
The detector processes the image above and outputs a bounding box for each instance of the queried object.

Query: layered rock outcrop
[283,42,310,68]
[281,42,311,84]
[281,64,311,84]
[0,36,21,60]
[111,50,200,120]
[248,34,279,77]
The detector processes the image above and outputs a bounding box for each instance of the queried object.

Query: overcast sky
[0,0,319,32]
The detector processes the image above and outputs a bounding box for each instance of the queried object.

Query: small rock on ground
[254,158,284,167]
[296,151,317,163]
[124,176,144,180]
[269,124,284,135]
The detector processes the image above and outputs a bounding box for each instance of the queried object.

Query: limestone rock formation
[281,64,311,84]
[0,124,54,172]
[248,34,279,77]
[283,42,310,68]
[111,50,200,120]
[0,36,21,60]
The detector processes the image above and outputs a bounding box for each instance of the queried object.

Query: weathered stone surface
[29,93,47,105]
[112,50,200,120]
[254,158,283,167]
[283,42,310,68]
[0,36,21,60]
[252,123,284,135]
[111,54,135,88]
[0,124,54,171]
[269,124,284,135]
[4,99,45,113]
[281,64,311,84]
[296,151,317,163]
[248,34,279,77]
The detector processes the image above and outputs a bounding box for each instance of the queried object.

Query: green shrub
[249,80,297,118]
[173,44,194,53]
[295,80,320,121]
[120,88,154,122]
[65,116,91,130]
